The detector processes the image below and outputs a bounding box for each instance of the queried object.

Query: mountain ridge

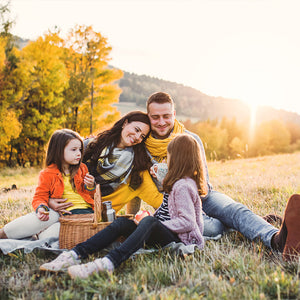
[118,70,300,126]
[14,36,300,126]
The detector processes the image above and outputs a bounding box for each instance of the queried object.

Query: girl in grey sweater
[40,134,207,278]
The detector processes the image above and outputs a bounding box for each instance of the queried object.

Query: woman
[50,111,163,214]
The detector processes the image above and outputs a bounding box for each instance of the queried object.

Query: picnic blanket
[0,234,222,255]
[0,237,62,254]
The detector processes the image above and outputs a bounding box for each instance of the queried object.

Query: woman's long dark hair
[83,111,151,189]
[46,129,84,190]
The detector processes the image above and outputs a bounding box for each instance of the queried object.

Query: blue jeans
[202,190,279,248]
[69,208,94,214]
[73,216,180,267]
[202,213,225,238]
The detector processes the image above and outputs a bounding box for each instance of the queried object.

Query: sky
[8,0,300,115]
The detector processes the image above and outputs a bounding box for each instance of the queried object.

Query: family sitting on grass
[1,92,299,279]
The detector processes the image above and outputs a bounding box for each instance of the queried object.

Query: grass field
[1,152,300,299]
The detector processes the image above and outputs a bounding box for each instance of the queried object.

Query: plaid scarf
[97,146,134,195]
[145,119,185,163]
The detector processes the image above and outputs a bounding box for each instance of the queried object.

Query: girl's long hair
[83,111,151,188]
[162,134,208,196]
[45,128,83,190]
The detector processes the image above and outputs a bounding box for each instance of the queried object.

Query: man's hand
[48,198,73,216]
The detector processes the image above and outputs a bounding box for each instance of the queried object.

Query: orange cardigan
[32,163,95,211]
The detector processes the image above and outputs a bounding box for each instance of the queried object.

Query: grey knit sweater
[161,177,204,249]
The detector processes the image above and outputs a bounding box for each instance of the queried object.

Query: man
[144,92,300,261]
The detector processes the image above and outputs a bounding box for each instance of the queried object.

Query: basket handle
[93,184,102,226]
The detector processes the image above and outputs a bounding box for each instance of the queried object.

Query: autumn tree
[0,1,22,165]
[0,37,21,152]
[220,117,248,158]
[184,119,228,160]
[13,34,68,166]
[229,137,246,158]
[251,120,291,156]
[61,25,123,135]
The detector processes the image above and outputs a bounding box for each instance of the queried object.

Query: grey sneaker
[68,258,107,279]
[40,251,81,272]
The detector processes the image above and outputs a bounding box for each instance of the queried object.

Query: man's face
[148,102,175,139]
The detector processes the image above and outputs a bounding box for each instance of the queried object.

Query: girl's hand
[37,208,50,221]
[134,210,151,225]
[84,173,95,189]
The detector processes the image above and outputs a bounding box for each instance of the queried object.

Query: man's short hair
[146,92,174,113]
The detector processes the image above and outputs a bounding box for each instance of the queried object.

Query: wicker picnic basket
[59,184,133,249]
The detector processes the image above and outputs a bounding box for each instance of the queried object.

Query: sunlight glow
[249,103,257,145]
[9,0,300,115]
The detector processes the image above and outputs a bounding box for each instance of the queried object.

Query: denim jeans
[202,213,226,238]
[202,190,279,248]
[69,208,94,214]
[74,216,180,267]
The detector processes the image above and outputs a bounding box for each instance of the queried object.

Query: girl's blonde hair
[162,134,208,196]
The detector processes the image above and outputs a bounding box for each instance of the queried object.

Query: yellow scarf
[145,119,185,162]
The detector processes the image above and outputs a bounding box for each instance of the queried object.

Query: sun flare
[249,103,257,145]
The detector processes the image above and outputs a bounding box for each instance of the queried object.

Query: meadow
[1,152,300,299]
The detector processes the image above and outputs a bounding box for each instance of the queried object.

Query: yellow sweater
[102,170,163,213]
[100,120,185,213]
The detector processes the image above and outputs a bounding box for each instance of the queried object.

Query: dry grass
[208,152,300,215]
[1,152,300,299]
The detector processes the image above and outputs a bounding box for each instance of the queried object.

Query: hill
[14,36,300,126]
[118,70,300,125]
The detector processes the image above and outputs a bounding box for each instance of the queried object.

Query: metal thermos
[102,201,116,222]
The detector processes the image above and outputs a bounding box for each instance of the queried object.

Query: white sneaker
[68,258,107,279]
[40,251,81,272]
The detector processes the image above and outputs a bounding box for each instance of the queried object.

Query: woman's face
[118,120,150,148]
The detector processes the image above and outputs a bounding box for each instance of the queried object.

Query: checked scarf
[97,146,134,195]
[145,119,185,163]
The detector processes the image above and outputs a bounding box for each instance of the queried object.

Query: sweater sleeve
[161,183,197,234]
[31,171,51,211]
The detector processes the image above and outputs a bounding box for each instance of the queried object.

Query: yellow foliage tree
[229,137,246,159]
[252,120,291,156]
[60,25,123,135]
[0,36,22,164]
[14,34,68,165]
[0,110,21,147]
